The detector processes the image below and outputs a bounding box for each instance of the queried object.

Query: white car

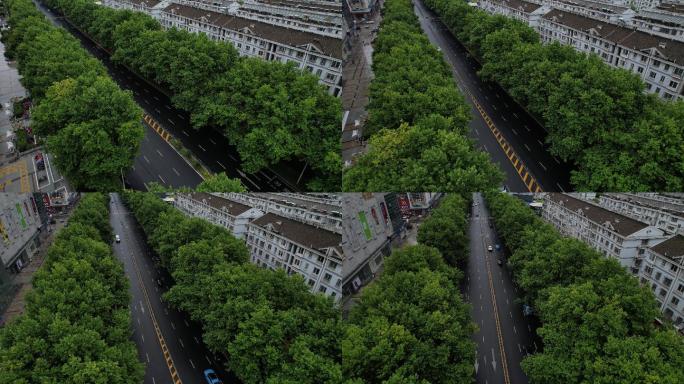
[115,235,121,243]
[487,245,493,252]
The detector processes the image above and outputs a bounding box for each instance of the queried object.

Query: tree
[344,115,503,191]
[196,173,246,192]
[417,195,470,266]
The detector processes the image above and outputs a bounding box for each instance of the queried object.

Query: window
[669,80,679,88]
[308,279,315,286]
[656,272,662,281]
[660,75,666,82]
[654,60,661,67]
[328,260,338,269]
[650,71,657,78]
[660,288,667,297]
[671,296,680,306]
[664,277,673,287]
[677,283,684,293]
[318,286,326,293]
[638,66,644,73]
[317,255,325,263]
[313,267,320,275]
[324,273,332,281]
[675,68,683,76]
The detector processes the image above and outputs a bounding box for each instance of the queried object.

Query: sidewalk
[0,214,70,326]
[341,4,383,165]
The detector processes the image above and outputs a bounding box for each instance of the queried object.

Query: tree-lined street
[466,193,540,384]
[414,0,573,192]
[109,193,236,383]
[34,1,298,191]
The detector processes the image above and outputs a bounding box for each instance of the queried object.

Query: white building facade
[597,193,684,235]
[174,193,343,301]
[0,194,42,274]
[634,235,684,332]
[102,0,343,96]
[541,193,669,267]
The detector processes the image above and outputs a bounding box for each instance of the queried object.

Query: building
[479,0,552,27]
[596,193,684,235]
[246,212,343,299]
[631,1,684,41]
[218,192,343,233]
[341,193,395,296]
[478,0,684,100]
[541,193,669,267]
[538,9,684,100]
[174,193,344,301]
[0,194,42,274]
[635,234,684,331]
[174,192,265,238]
[102,0,343,96]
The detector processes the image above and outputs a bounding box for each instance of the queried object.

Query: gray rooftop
[651,234,684,258]
[161,3,342,58]
[549,193,649,236]
[187,192,252,216]
[251,212,341,250]
[487,0,543,13]
[542,9,684,64]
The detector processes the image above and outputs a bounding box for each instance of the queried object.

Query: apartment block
[597,193,684,235]
[541,193,669,267]
[635,234,684,330]
[102,0,343,96]
[174,193,343,301]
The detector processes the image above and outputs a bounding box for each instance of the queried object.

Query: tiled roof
[548,193,649,236]
[651,234,684,257]
[488,0,543,13]
[161,3,342,58]
[251,212,341,250]
[124,0,162,7]
[187,192,252,216]
[542,9,684,64]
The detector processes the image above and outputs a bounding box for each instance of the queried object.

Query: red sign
[399,196,410,214]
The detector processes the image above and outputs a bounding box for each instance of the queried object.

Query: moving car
[497,259,503,266]
[115,235,120,243]
[204,369,223,384]
[487,245,493,252]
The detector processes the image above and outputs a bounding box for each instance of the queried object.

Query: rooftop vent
[659,42,667,49]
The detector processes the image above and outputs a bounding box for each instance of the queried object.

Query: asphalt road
[34,1,298,192]
[464,193,542,384]
[414,1,574,192]
[109,193,239,384]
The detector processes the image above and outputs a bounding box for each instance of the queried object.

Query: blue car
[204,369,223,384]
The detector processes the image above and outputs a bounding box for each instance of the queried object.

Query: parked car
[204,369,223,384]
[497,259,503,266]
[487,245,493,252]
[495,244,501,251]
[115,235,120,243]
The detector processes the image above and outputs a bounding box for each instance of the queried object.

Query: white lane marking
[209,138,216,145]
[182,130,189,136]
[228,154,236,161]
[141,334,145,343]
[144,99,150,105]
[537,139,544,147]
[485,95,489,100]
[238,170,260,190]
[158,175,165,184]
[177,113,183,119]
[554,156,561,164]
[483,144,488,152]
[557,183,565,192]
[172,168,180,176]
[155,108,160,113]
[153,96,159,101]
[501,115,507,122]
[539,162,547,171]
[524,144,531,151]
[513,113,518,119]
[194,336,199,344]
[146,353,150,363]
[170,322,175,330]
[217,161,226,169]
[512,128,518,135]
[156,150,163,158]
[518,343,522,353]
[189,358,195,369]
[198,144,206,152]
[524,125,530,132]
[140,301,145,313]
[492,105,497,111]
[137,317,141,325]
[165,105,171,110]
[167,118,175,125]
[179,338,184,348]
[205,355,211,364]
[513,326,517,334]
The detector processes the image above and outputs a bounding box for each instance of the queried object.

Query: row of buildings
[477,0,684,100]
[173,192,442,302]
[102,0,344,96]
[538,192,684,332]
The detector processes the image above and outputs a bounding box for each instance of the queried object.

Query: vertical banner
[15,203,27,229]
[358,211,372,240]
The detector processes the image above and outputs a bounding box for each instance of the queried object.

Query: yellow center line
[129,243,183,384]
[467,90,542,193]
